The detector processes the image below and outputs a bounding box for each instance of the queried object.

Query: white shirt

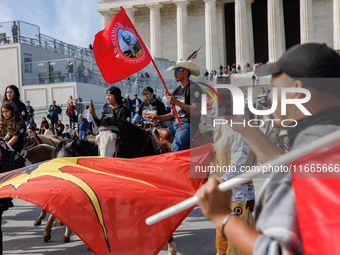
[85,110,94,122]
[62,127,72,135]
[162,96,171,108]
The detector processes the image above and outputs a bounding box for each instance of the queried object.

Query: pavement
[1,175,266,255]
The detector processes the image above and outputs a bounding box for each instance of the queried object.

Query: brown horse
[25,144,55,164]
[24,135,64,149]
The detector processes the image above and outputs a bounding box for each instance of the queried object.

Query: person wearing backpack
[48,100,61,128]
[66,101,77,130]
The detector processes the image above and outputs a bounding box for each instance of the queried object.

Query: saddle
[24,136,43,150]
[152,127,212,154]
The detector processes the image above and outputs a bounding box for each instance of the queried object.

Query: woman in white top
[84,105,94,135]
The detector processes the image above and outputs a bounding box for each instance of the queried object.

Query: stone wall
[313,0,333,48]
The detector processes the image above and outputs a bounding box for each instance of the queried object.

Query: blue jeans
[79,130,86,140]
[167,122,196,152]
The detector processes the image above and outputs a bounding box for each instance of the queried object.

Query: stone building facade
[98,0,340,72]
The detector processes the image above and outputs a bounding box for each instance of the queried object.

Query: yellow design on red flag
[0,144,213,254]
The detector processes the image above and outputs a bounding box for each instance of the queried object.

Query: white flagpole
[146,129,340,226]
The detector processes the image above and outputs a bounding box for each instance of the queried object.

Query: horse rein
[138,123,155,157]
[98,126,120,157]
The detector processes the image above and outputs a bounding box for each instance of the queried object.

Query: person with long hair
[56,120,65,136]
[0,102,26,159]
[2,85,27,121]
[39,117,49,134]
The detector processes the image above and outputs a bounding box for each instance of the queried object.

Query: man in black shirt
[152,61,201,151]
[89,86,130,127]
[132,87,167,127]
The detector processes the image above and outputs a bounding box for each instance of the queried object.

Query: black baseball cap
[255,43,340,94]
[106,86,123,104]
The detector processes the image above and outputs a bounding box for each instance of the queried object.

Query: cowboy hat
[166,61,200,76]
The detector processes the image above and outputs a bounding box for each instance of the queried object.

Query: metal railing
[22,58,107,86]
[2,20,182,92]
[33,101,105,129]
[0,21,93,60]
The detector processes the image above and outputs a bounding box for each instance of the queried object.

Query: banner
[0,144,212,254]
[93,6,152,84]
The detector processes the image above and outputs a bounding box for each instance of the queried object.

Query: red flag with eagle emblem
[93,6,152,84]
[0,144,212,254]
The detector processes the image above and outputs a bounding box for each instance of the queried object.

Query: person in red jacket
[66,101,77,130]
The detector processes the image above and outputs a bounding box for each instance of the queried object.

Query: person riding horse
[89,86,131,128]
[132,87,167,129]
[151,60,201,152]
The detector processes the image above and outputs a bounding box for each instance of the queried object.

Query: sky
[0,0,103,48]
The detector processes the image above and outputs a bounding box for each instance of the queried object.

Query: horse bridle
[98,125,153,157]
[98,126,121,157]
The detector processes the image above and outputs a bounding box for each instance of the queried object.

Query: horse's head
[96,112,122,157]
[96,110,157,158]
[53,139,98,158]
[53,140,76,158]
[96,126,120,157]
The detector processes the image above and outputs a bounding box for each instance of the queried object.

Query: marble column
[148,4,163,58]
[267,0,286,62]
[235,0,253,71]
[300,0,314,43]
[216,0,226,67]
[204,0,219,72]
[125,7,137,25]
[174,0,190,61]
[334,0,340,50]
[101,12,113,28]
[247,0,254,68]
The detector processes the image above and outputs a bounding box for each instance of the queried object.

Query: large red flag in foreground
[93,7,152,84]
[0,144,212,254]
[291,142,340,255]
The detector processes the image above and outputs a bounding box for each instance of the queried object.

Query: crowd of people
[38,94,92,140]
[204,62,265,82]
[16,93,93,141]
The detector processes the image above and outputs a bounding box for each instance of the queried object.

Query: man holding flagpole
[152,61,201,152]
[197,43,340,255]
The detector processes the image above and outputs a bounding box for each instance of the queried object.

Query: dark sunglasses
[174,68,186,74]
